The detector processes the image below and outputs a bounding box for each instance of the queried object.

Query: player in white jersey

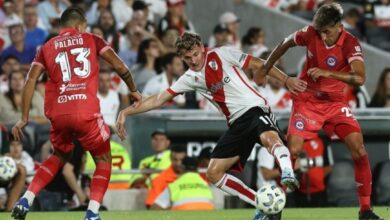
[116,32,307,220]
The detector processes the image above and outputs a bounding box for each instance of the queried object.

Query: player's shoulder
[296,25,316,35]
[344,30,360,44]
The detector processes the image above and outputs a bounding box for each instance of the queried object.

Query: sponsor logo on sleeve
[326,56,337,67]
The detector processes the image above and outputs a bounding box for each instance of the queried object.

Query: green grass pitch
[0,207,388,220]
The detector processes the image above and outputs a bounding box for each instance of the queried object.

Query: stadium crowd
[0,0,389,213]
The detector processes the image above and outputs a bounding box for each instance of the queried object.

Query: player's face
[151,134,170,153]
[316,23,342,46]
[171,152,186,174]
[181,45,205,72]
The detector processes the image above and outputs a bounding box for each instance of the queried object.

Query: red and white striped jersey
[167,46,269,124]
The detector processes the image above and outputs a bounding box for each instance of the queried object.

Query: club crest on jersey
[208,60,218,71]
[326,56,337,67]
[295,120,305,131]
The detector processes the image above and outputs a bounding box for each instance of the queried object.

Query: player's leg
[207,156,258,207]
[342,131,383,220]
[287,134,305,168]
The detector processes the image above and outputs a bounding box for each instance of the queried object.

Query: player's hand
[12,119,27,141]
[286,77,307,94]
[130,91,142,108]
[307,68,331,81]
[116,111,127,141]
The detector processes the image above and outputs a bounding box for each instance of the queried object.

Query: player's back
[35,28,110,118]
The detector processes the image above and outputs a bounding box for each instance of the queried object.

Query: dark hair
[242,27,262,47]
[161,52,180,69]
[175,32,202,55]
[182,157,198,172]
[2,55,19,64]
[60,7,86,27]
[170,145,187,154]
[370,68,390,107]
[313,3,343,29]
[137,38,158,66]
[5,71,25,111]
[97,9,119,52]
[198,147,212,161]
[344,8,360,19]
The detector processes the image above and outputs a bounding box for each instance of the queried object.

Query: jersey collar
[336,29,347,47]
[59,28,80,35]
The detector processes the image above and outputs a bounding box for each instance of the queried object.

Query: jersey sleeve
[294,25,314,46]
[32,47,46,69]
[344,37,364,64]
[91,33,111,55]
[167,72,195,96]
[218,46,252,69]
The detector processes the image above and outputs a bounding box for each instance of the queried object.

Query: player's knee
[352,143,367,158]
[206,165,224,184]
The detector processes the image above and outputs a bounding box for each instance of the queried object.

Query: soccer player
[11,7,141,220]
[116,32,307,220]
[261,3,383,220]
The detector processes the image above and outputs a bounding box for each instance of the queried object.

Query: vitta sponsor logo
[57,94,87,103]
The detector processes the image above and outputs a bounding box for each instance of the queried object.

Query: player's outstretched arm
[12,65,44,141]
[116,90,174,140]
[263,35,296,74]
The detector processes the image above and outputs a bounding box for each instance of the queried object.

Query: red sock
[90,162,111,203]
[354,154,372,211]
[28,155,63,194]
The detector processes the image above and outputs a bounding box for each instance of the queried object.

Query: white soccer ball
[0,156,18,182]
[256,184,286,215]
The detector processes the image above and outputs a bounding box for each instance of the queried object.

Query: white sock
[23,191,35,206]
[214,173,257,207]
[88,200,100,213]
[272,143,293,171]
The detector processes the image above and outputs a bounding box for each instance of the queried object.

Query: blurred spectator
[1,0,20,48]
[24,3,49,49]
[364,0,390,28]
[97,9,121,52]
[85,140,132,190]
[157,0,195,37]
[145,145,187,208]
[344,85,371,109]
[0,71,46,125]
[0,155,27,211]
[219,11,241,49]
[369,67,390,107]
[6,138,34,183]
[152,157,214,210]
[130,129,171,188]
[0,55,20,93]
[160,28,179,53]
[211,24,231,48]
[295,136,333,207]
[0,22,36,68]
[112,0,134,30]
[143,52,185,108]
[242,27,268,58]
[258,76,292,110]
[256,146,280,189]
[131,38,160,91]
[197,146,212,181]
[37,0,69,30]
[97,70,120,128]
[132,0,155,33]
[343,8,364,38]
[86,0,111,26]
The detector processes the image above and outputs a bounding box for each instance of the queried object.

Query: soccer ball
[256,184,286,215]
[0,156,18,182]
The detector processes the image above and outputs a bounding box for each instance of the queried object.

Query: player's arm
[263,34,297,74]
[100,48,142,106]
[12,65,44,141]
[307,60,365,86]
[116,90,174,140]
[248,56,306,94]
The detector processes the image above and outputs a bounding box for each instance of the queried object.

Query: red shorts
[288,100,361,141]
[50,113,110,155]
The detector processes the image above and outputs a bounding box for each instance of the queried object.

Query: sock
[214,173,257,207]
[27,155,63,203]
[88,200,100,214]
[354,154,372,211]
[272,143,293,171]
[89,161,111,210]
[22,191,35,206]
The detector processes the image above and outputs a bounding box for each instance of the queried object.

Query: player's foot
[84,210,101,220]
[253,209,269,220]
[358,209,384,220]
[280,168,299,191]
[11,197,29,220]
[269,212,282,220]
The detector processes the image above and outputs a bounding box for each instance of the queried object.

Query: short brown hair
[175,32,202,55]
[313,3,343,29]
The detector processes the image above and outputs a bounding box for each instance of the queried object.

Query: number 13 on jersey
[55,47,91,82]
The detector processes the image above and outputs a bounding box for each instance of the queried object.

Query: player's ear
[338,23,343,33]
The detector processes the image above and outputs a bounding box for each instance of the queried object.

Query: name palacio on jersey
[54,35,83,49]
